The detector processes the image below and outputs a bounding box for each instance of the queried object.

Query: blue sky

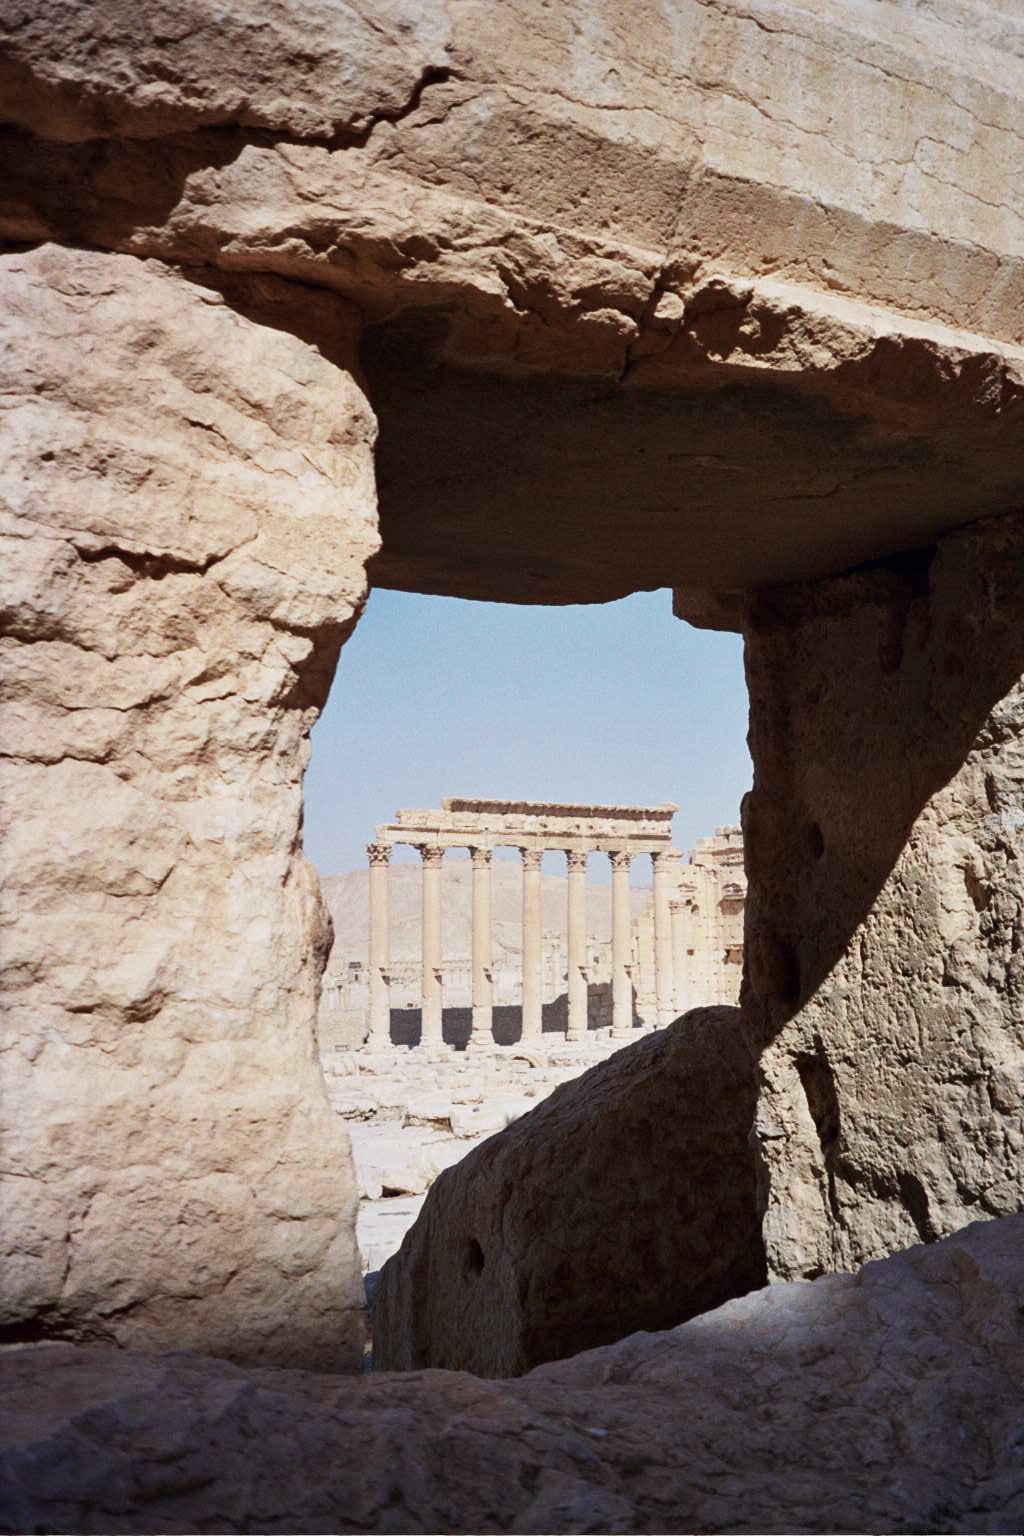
[304,588,752,884]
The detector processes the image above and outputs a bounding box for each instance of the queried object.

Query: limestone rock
[0,245,378,1368]
[348,1123,470,1201]
[2,0,1023,1412]
[1,1217,1021,1534]
[738,509,1024,1281]
[448,1096,533,1138]
[0,0,453,142]
[373,1007,765,1377]
[2,1,1021,603]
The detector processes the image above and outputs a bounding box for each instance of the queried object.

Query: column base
[470,1006,494,1042]
[423,1045,453,1063]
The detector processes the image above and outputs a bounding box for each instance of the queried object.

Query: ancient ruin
[365,797,678,1047]
[1,0,1022,1528]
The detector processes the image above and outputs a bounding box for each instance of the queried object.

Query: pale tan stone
[365,841,391,1045]
[1,0,1022,1438]
[737,509,1024,1280]
[470,844,492,1039]
[633,827,747,1019]
[520,846,544,1047]
[373,1007,764,1376]
[2,1216,1021,1533]
[0,0,454,142]
[0,245,377,1368]
[1,2,1021,603]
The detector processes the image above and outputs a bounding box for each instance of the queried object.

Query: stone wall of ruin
[741,510,1024,1280]
[631,828,747,1018]
[0,247,373,1368]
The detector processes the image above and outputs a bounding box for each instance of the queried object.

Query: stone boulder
[374,1007,765,1376]
[733,509,1024,1282]
[0,245,376,1368]
[1,1217,1021,1534]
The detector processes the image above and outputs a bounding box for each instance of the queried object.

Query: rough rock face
[0,244,377,1367]
[2,0,1023,1387]
[2,1217,1021,1534]
[738,509,1024,1281]
[374,1008,765,1377]
[0,0,453,142]
[2,1,1022,602]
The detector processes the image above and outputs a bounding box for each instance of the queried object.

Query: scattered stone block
[374,1007,766,1376]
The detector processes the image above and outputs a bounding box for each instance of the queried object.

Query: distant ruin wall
[631,827,746,1017]
[742,510,1024,1279]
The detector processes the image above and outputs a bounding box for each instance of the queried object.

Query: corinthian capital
[418,844,444,867]
[520,847,543,872]
[566,849,588,873]
[470,845,492,868]
[608,849,632,872]
[366,842,392,866]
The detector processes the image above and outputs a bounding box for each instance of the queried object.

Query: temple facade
[322,800,745,1051]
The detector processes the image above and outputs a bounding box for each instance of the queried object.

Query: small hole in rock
[464,1238,485,1275]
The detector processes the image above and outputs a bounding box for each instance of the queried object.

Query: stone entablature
[376,796,678,855]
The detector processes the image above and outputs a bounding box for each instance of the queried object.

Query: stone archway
[2,0,1022,1377]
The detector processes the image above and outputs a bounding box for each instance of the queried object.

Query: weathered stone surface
[2,0,1023,1420]
[0,244,378,1367]
[739,509,1024,1281]
[1,1217,1021,1534]
[0,0,453,142]
[2,0,1021,602]
[374,1007,765,1377]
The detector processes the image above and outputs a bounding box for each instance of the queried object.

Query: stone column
[521,847,543,1046]
[609,848,633,1039]
[419,844,444,1050]
[566,848,588,1043]
[652,849,678,1027]
[670,897,688,1015]
[366,841,392,1048]
[471,846,493,1046]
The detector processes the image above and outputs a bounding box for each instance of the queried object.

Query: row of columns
[366,842,680,1049]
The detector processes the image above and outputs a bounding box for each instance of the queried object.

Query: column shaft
[366,842,391,1047]
[652,850,678,1027]
[471,846,493,1045]
[521,848,543,1045]
[566,849,588,1043]
[670,898,689,1015]
[419,845,444,1049]
[610,849,632,1039]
